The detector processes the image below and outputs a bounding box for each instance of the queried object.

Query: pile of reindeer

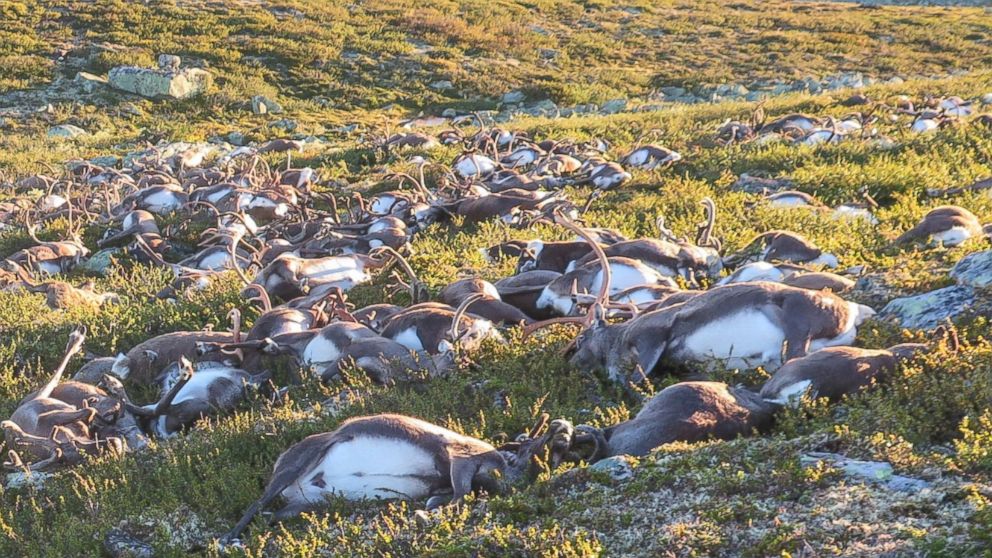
[0,96,987,544]
[716,92,992,146]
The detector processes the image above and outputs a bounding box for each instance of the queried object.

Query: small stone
[600,99,627,114]
[501,90,526,104]
[981,93,992,105]
[950,250,992,288]
[157,54,181,71]
[75,71,108,93]
[413,510,432,527]
[589,455,636,481]
[78,248,120,276]
[429,80,454,91]
[48,124,88,139]
[251,95,283,115]
[226,131,246,146]
[879,285,975,329]
[269,118,298,132]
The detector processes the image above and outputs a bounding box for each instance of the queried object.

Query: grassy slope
[1,1,992,557]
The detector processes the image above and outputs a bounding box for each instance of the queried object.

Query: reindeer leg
[38,407,98,427]
[150,365,194,416]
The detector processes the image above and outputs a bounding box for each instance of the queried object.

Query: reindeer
[3,328,124,471]
[220,413,581,544]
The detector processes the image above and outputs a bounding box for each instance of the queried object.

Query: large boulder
[950,250,992,288]
[108,66,211,100]
[879,285,975,329]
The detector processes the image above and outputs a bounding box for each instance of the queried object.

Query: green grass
[2,0,992,556]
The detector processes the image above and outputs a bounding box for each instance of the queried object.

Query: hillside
[2,1,992,557]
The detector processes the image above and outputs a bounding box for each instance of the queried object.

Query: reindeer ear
[629,335,667,382]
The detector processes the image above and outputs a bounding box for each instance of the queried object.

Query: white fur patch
[765,379,813,406]
[281,436,441,505]
[682,309,786,369]
[392,327,425,352]
[718,262,784,286]
[932,226,972,247]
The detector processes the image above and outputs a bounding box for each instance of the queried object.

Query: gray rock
[950,250,992,288]
[269,118,298,132]
[801,452,930,493]
[78,248,120,276]
[429,80,454,91]
[48,124,88,139]
[660,86,686,97]
[441,108,458,118]
[981,93,992,105]
[880,285,975,329]
[157,54,181,71]
[226,131,246,146]
[90,155,120,167]
[589,455,635,481]
[5,471,52,490]
[601,99,627,114]
[526,99,558,117]
[75,71,107,93]
[251,95,283,115]
[104,528,155,558]
[501,90,526,104]
[108,66,211,100]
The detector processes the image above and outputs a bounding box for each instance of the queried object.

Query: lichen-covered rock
[950,250,992,288]
[589,455,636,481]
[5,471,52,490]
[48,124,88,139]
[78,248,120,276]
[251,95,283,114]
[879,285,975,329]
[801,453,930,493]
[157,54,181,70]
[108,66,211,100]
[75,71,107,93]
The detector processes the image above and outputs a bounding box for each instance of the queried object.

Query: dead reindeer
[319,335,457,384]
[97,209,160,248]
[6,223,90,275]
[494,270,563,320]
[220,412,575,544]
[108,357,271,438]
[536,255,676,317]
[3,328,124,471]
[570,382,777,460]
[723,230,839,269]
[891,205,992,248]
[560,281,876,384]
[1,261,118,309]
[109,183,188,217]
[210,320,378,380]
[112,330,236,385]
[760,343,928,406]
[718,261,855,292]
[439,277,533,326]
[380,295,499,355]
[620,129,682,170]
[351,303,405,332]
[246,249,399,302]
